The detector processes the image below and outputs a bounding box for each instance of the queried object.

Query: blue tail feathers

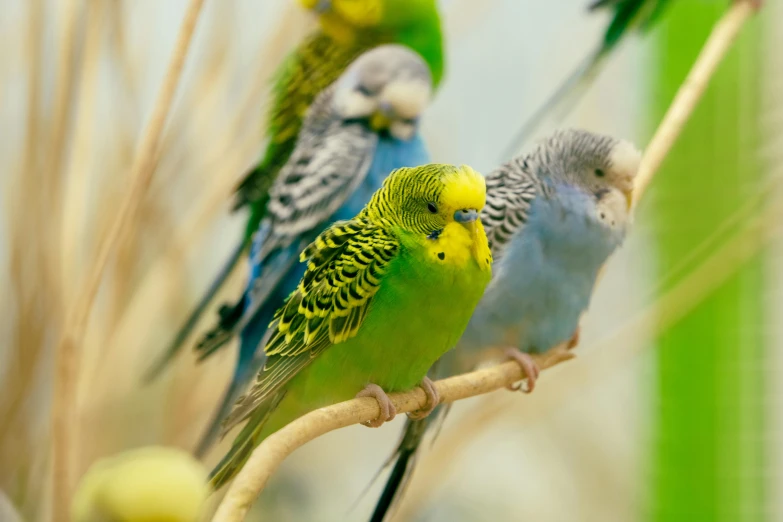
[143,238,249,383]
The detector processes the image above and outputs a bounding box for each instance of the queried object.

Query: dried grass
[0,1,308,519]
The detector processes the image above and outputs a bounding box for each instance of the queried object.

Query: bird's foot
[407,377,440,420]
[504,349,540,393]
[356,383,396,428]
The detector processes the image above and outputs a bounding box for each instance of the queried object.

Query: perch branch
[632,0,756,203]
[211,2,759,520]
[50,1,206,520]
[211,347,573,521]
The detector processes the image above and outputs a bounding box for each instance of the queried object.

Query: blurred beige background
[1,1,777,521]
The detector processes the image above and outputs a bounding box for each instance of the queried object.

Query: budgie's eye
[594,168,605,178]
[356,84,376,96]
[427,202,438,214]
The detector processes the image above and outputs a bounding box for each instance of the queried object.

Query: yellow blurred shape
[71,447,208,522]
[333,0,383,26]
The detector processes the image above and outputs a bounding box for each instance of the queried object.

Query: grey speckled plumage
[484,129,627,261]
[370,128,641,522]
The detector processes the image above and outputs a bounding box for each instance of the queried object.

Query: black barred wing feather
[256,87,378,260]
[222,220,398,432]
[215,88,378,344]
[481,156,539,261]
[233,33,364,208]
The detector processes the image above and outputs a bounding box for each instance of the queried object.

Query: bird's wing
[258,86,379,257]
[232,32,361,209]
[240,87,379,318]
[481,156,540,261]
[222,219,399,431]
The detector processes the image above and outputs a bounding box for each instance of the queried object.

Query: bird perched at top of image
[500,0,670,159]
[189,44,437,457]
[370,128,641,522]
[501,0,763,159]
[144,0,445,383]
[209,162,493,490]
[71,446,208,522]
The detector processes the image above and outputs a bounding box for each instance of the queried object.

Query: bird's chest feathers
[422,222,477,268]
[525,188,624,266]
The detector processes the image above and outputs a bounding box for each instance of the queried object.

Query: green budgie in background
[71,447,208,522]
[210,164,493,489]
[145,0,445,381]
[501,0,672,157]
[501,0,762,158]
[239,0,445,212]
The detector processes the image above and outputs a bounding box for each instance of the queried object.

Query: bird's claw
[503,348,540,393]
[356,383,396,428]
[407,377,440,420]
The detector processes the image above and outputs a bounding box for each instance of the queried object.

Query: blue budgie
[192,44,434,457]
[370,128,641,521]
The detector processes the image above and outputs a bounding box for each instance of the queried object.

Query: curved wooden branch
[211,345,573,522]
[210,2,760,520]
[632,0,756,204]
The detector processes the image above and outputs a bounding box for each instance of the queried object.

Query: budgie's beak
[369,112,392,131]
[454,209,479,223]
[624,189,634,210]
[369,102,394,131]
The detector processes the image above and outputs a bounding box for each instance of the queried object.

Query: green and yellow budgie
[210,164,493,489]
[146,0,446,382]
[72,447,208,522]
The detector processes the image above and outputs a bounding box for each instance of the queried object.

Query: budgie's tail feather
[194,297,247,361]
[194,359,261,458]
[143,239,249,383]
[368,353,460,522]
[195,224,298,362]
[209,391,285,490]
[195,294,283,458]
[587,0,617,9]
[232,163,274,213]
[369,417,432,522]
[499,48,609,161]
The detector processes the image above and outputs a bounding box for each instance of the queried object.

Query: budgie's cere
[370,129,641,522]
[71,447,208,522]
[190,44,434,456]
[209,163,491,489]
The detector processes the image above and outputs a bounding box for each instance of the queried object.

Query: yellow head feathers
[330,0,383,27]
[438,164,486,221]
[299,0,383,41]
[364,164,485,229]
[72,446,208,522]
[362,164,491,271]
